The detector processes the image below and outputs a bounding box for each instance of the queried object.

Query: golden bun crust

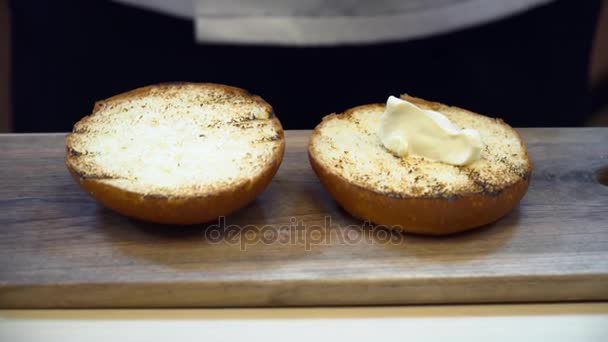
[66,153,283,225]
[309,153,529,235]
[66,82,284,225]
[309,95,531,235]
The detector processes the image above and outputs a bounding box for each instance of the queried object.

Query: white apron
[114,0,553,45]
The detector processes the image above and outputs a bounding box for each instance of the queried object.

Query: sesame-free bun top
[308,95,531,235]
[66,83,284,224]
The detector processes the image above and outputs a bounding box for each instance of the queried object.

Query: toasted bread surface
[66,83,284,224]
[309,95,531,234]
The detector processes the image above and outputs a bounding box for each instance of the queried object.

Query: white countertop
[2,303,608,341]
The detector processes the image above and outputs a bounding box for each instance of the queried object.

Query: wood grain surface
[0,129,607,308]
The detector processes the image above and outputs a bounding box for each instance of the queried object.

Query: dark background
[6,0,606,131]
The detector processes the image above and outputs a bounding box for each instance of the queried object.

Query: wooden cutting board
[1,129,607,308]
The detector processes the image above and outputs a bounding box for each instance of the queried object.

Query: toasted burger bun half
[66,83,285,225]
[309,95,531,235]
